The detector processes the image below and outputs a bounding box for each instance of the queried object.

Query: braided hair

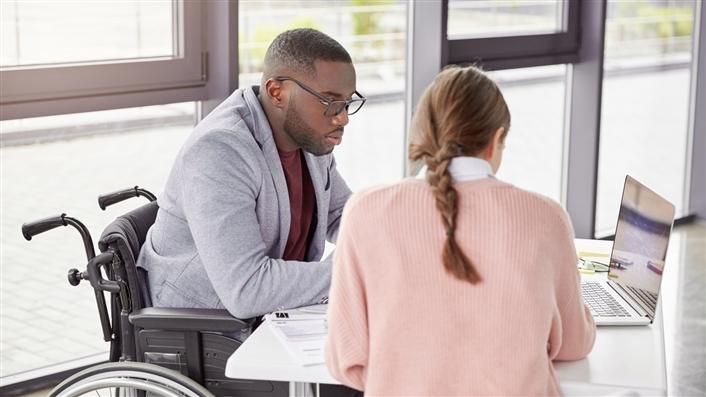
[408,65,510,284]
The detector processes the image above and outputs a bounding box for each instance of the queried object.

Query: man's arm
[180,130,331,319]
[326,155,352,243]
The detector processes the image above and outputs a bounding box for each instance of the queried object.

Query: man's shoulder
[182,121,258,163]
[182,90,263,158]
[194,90,257,141]
[177,117,263,179]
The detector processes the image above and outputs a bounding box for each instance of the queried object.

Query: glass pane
[336,99,405,190]
[0,104,194,379]
[238,0,407,190]
[447,0,564,39]
[488,65,567,202]
[0,0,174,68]
[1,102,195,145]
[596,0,696,235]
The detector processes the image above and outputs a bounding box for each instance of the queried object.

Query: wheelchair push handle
[98,186,156,210]
[22,214,96,260]
[22,214,67,241]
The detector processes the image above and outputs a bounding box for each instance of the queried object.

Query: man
[137,29,364,325]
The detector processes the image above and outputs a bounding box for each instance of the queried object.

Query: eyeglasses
[578,257,610,273]
[274,76,366,117]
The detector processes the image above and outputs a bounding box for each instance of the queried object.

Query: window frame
[442,0,581,69]
[407,0,704,238]
[686,0,706,221]
[0,0,207,120]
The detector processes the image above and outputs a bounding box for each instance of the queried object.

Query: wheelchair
[22,186,288,397]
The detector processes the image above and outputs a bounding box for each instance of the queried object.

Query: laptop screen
[609,175,676,318]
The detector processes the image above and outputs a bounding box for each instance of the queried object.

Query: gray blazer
[137,86,352,319]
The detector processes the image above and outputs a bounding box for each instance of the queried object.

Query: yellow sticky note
[578,251,609,258]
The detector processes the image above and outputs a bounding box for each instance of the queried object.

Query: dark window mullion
[443,0,580,68]
[446,33,579,65]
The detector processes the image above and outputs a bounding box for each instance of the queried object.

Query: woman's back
[326,177,595,396]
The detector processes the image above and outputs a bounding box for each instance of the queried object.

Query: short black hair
[262,28,352,81]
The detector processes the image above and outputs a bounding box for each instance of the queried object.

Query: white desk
[226,239,666,396]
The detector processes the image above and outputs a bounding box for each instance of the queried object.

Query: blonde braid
[426,141,482,284]
[409,65,507,284]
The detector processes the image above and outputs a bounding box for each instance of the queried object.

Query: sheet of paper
[265,309,327,366]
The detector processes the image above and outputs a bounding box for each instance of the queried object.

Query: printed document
[264,304,328,366]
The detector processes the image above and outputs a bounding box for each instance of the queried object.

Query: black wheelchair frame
[22,186,287,397]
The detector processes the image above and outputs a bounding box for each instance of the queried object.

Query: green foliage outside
[638,6,693,38]
[608,2,694,57]
[350,0,394,36]
[349,0,397,59]
[615,2,693,39]
[239,1,402,72]
[239,16,322,73]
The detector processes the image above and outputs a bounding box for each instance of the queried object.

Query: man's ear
[265,79,286,109]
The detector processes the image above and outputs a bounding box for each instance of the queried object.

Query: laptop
[581,175,676,326]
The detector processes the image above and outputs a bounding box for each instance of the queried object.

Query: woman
[325,65,595,396]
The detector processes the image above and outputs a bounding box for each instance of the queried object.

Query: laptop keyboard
[625,285,658,313]
[581,282,630,317]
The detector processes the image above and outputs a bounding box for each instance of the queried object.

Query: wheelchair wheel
[48,361,214,397]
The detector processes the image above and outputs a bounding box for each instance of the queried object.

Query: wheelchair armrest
[129,307,254,333]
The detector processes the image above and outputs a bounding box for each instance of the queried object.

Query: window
[595,0,696,235]
[0,104,195,380]
[0,0,206,120]
[0,0,215,387]
[489,65,568,202]
[443,0,579,68]
[1,1,174,66]
[447,0,564,39]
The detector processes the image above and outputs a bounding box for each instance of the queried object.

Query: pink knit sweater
[325,178,595,396]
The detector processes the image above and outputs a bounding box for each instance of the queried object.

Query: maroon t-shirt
[278,149,316,261]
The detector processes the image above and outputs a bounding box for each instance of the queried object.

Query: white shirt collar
[415,156,494,182]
